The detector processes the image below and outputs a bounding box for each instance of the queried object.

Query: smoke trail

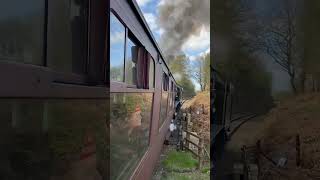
[158,0,210,58]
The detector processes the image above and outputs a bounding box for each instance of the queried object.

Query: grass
[163,150,198,172]
[161,172,209,180]
[161,173,191,180]
[201,166,210,174]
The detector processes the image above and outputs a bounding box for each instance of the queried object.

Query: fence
[181,108,209,170]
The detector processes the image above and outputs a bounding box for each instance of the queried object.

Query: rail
[227,114,260,138]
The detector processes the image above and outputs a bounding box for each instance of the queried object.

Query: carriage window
[47,0,89,74]
[160,73,169,128]
[125,38,137,85]
[0,99,108,180]
[110,13,125,82]
[0,0,44,65]
[110,93,153,180]
[163,73,169,91]
[124,34,152,89]
[149,58,155,88]
[160,90,168,128]
[168,91,172,109]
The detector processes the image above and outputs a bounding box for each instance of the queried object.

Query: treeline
[168,53,210,99]
[212,0,274,113]
[169,54,196,98]
[229,0,320,94]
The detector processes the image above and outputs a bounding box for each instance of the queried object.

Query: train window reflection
[0,99,108,180]
[160,90,168,128]
[110,13,125,82]
[47,0,89,74]
[0,0,44,65]
[125,38,137,85]
[110,93,152,180]
[149,58,155,88]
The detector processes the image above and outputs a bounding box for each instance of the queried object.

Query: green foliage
[170,54,190,77]
[203,53,210,91]
[162,173,190,180]
[169,54,196,98]
[179,76,196,98]
[163,151,198,171]
[201,166,210,174]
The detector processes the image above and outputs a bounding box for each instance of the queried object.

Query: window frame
[0,0,109,98]
[110,10,126,83]
[125,33,142,88]
[149,57,155,89]
[110,10,155,92]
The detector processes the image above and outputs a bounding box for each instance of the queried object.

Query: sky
[136,0,210,91]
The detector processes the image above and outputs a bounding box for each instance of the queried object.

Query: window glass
[0,0,44,65]
[160,91,168,127]
[0,99,109,180]
[168,92,172,110]
[125,38,137,85]
[160,75,169,127]
[149,58,155,88]
[110,93,153,180]
[47,0,89,74]
[110,13,125,82]
[162,73,169,91]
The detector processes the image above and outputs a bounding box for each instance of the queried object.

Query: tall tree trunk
[290,75,297,93]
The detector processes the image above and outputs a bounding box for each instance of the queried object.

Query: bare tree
[264,1,299,93]
[193,57,204,91]
[191,54,211,92]
[251,0,300,93]
[235,0,302,93]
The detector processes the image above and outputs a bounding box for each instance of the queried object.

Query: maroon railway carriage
[0,0,180,180]
[109,0,181,179]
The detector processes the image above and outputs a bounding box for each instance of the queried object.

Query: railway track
[227,114,260,139]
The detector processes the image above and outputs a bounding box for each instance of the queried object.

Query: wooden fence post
[296,134,300,167]
[198,138,204,170]
[186,132,190,150]
[187,113,192,131]
[202,104,205,114]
